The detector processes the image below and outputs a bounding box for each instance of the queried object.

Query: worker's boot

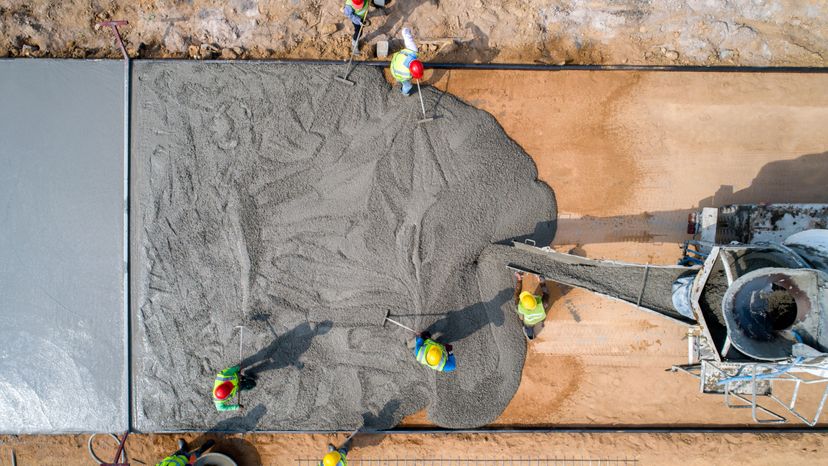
[240,374,257,391]
[523,325,535,341]
[175,438,187,455]
[351,39,360,55]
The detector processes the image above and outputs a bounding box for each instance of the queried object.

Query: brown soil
[3,431,827,465]
[417,68,828,427]
[1,1,827,65]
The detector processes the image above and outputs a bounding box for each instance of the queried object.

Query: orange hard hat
[409,60,424,79]
[214,381,234,400]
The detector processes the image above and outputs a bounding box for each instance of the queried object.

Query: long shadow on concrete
[362,398,402,430]
[352,399,402,448]
[423,288,513,344]
[242,320,332,375]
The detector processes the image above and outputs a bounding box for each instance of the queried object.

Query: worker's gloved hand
[419,331,431,340]
[445,343,453,352]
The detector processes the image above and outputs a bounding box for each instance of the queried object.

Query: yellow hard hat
[520,291,537,309]
[323,451,342,466]
[426,346,443,366]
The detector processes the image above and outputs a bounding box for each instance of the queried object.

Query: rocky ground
[1,0,826,65]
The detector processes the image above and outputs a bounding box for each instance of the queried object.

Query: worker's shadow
[363,398,402,429]
[188,404,267,465]
[362,0,432,44]
[420,23,502,119]
[423,288,513,344]
[352,399,402,448]
[241,320,332,376]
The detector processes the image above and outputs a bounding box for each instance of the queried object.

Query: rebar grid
[297,458,639,466]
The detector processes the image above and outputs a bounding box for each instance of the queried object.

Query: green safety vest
[517,294,546,325]
[212,365,240,411]
[344,0,369,19]
[390,48,417,82]
[416,339,447,371]
[157,454,188,466]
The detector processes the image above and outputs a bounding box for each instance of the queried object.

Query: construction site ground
[3,68,828,464]
[2,0,827,66]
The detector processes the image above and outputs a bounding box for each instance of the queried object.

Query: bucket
[195,452,237,466]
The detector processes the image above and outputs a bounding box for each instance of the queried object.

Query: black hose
[192,58,828,74]
[87,434,128,465]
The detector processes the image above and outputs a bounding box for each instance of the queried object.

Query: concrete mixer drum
[722,268,828,361]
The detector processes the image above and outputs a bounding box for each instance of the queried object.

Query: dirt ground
[2,1,827,66]
[3,431,828,465]
[414,68,828,427]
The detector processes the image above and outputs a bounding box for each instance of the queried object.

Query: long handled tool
[235,325,245,410]
[385,316,417,334]
[335,10,370,85]
[343,426,361,444]
[415,79,434,124]
[236,325,245,365]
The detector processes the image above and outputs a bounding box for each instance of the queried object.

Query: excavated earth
[131,62,556,431]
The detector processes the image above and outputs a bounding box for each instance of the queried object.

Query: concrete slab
[129,61,554,432]
[0,60,126,433]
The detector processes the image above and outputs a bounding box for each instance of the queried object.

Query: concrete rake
[335,13,370,85]
[416,79,435,124]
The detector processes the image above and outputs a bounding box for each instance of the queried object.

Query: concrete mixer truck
[497,203,828,425]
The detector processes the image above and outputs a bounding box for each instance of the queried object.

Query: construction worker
[414,331,456,372]
[390,27,424,96]
[320,442,350,466]
[156,439,215,466]
[513,272,550,340]
[212,364,256,412]
[343,0,383,54]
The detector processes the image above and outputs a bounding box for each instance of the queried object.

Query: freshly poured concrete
[0,60,126,433]
[131,62,556,431]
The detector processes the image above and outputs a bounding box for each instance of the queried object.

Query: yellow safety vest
[416,339,447,371]
[212,366,240,411]
[213,367,239,398]
[390,48,417,82]
[344,0,369,19]
[156,454,188,466]
[517,294,546,325]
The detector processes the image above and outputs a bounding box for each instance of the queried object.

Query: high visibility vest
[344,0,369,19]
[212,365,240,410]
[416,339,447,371]
[517,294,546,325]
[156,454,188,466]
[390,48,417,82]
